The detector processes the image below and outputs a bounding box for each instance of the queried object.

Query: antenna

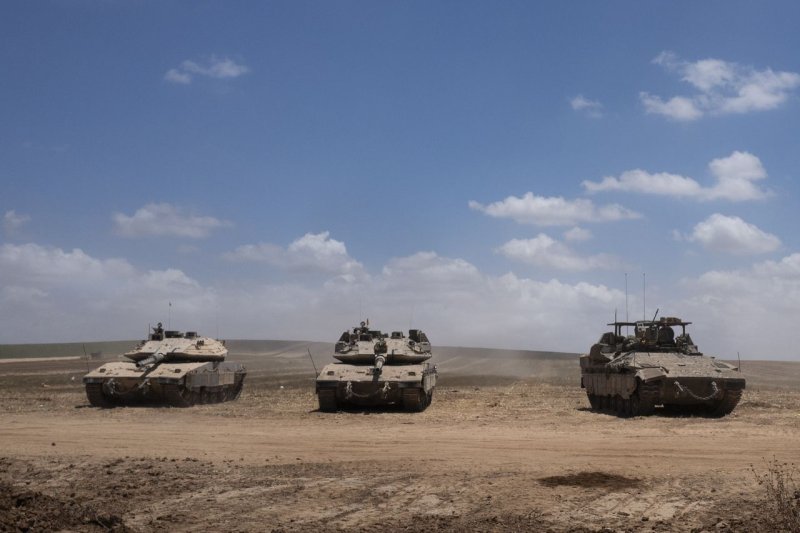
[737,351,742,372]
[409,303,415,331]
[82,343,90,373]
[168,301,172,329]
[625,273,629,335]
[642,273,646,320]
[307,346,319,376]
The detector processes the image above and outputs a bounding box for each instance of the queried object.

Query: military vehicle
[83,323,246,407]
[315,322,437,412]
[580,312,745,417]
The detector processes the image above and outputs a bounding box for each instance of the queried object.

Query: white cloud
[3,210,30,236]
[752,253,800,278]
[642,51,800,121]
[216,252,624,351]
[686,213,780,255]
[0,240,625,352]
[679,253,800,358]
[570,95,603,118]
[582,151,769,202]
[0,243,212,342]
[381,251,481,289]
[497,234,622,271]
[0,243,135,285]
[113,203,231,239]
[164,56,250,85]
[164,69,191,84]
[469,193,640,226]
[6,235,800,358]
[224,232,366,280]
[564,227,592,242]
[706,151,768,201]
[639,93,703,121]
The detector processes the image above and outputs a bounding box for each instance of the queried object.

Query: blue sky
[2,1,800,359]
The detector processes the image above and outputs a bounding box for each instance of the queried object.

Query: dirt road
[1,350,798,531]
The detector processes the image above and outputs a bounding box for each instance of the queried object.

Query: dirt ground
[1,344,798,532]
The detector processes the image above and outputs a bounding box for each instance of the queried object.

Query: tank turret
[580,311,745,417]
[316,323,437,412]
[83,323,246,407]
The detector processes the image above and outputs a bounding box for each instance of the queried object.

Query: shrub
[752,458,800,532]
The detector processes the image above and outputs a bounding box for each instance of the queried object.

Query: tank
[315,322,437,412]
[82,323,246,407]
[580,312,745,417]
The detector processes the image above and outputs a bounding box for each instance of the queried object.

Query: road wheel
[636,381,660,415]
[85,383,113,408]
[708,389,743,417]
[615,396,628,417]
[162,383,193,407]
[601,395,611,411]
[402,388,427,412]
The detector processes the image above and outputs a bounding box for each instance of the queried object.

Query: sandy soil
[1,343,798,532]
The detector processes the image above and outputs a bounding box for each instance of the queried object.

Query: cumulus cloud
[685,214,780,255]
[113,203,231,239]
[216,252,624,351]
[0,243,211,342]
[224,232,366,281]
[381,252,481,290]
[570,95,603,118]
[7,234,800,358]
[164,56,250,84]
[564,227,592,242]
[582,151,769,202]
[164,69,191,84]
[678,253,800,358]
[3,210,30,236]
[469,193,640,226]
[639,94,702,121]
[641,51,800,121]
[497,234,622,271]
[0,238,627,351]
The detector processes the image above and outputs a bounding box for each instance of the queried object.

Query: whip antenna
[625,273,629,335]
[82,343,90,373]
[642,273,646,320]
[307,346,319,376]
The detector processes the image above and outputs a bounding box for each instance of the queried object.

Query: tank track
[708,389,743,417]
[586,381,659,418]
[636,381,660,415]
[158,379,246,408]
[229,376,245,401]
[317,390,338,412]
[402,388,432,412]
[162,383,194,407]
[85,383,113,408]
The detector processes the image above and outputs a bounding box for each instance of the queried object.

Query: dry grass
[752,458,800,532]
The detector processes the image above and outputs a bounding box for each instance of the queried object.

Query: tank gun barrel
[136,351,166,369]
[373,354,386,374]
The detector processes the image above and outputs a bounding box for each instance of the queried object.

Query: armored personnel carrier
[315,322,437,412]
[580,312,745,417]
[83,323,246,407]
